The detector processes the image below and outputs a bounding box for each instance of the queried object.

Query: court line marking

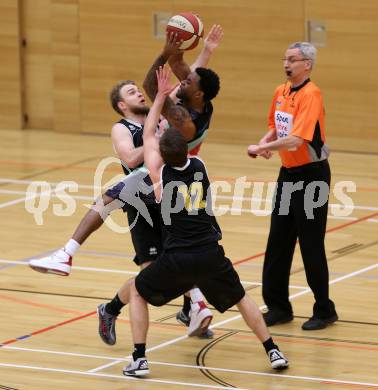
[0,311,96,346]
[233,211,378,266]
[1,259,376,353]
[0,180,376,380]
[0,259,138,276]
[88,262,378,373]
[0,188,377,223]
[0,264,376,385]
[1,173,378,193]
[0,259,308,289]
[0,179,377,212]
[0,363,244,390]
[0,354,377,388]
[0,248,57,272]
[0,189,377,213]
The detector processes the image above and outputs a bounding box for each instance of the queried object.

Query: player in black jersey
[28,26,224,337]
[120,66,289,377]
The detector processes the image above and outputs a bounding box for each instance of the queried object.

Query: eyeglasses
[281,57,309,64]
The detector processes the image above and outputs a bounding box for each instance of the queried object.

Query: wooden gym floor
[0,129,377,389]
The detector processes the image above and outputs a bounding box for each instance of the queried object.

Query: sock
[63,239,80,257]
[132,343,146,360]
[262,337,278,354]
[182,295,191,316]
[105,294,126,316]
[189,288,204,304]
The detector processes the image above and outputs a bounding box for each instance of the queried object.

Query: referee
[247,42,338,330]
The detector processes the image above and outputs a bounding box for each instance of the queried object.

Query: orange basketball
[166,12,204,51]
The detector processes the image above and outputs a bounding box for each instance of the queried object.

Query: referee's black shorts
[135,244,245,313]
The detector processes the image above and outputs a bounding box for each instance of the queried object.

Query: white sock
[190,288,204,303]
[63,239,80,257]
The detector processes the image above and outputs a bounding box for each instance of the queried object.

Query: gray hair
[288,42,317,68]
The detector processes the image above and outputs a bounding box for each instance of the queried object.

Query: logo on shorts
[149,247,157,255]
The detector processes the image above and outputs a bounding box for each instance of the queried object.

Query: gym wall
[1,0,377,145]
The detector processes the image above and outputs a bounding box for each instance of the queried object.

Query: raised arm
[143,66,173,196]
[190,24,223,71]
[143,32,182,101]
[168,24,224,82]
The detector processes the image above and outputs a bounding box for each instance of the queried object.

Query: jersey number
[177,183,206,211]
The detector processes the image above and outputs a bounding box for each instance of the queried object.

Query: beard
[176,88,183,100]
[130,106,150,115]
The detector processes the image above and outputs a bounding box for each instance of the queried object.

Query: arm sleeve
[290,90,322,141]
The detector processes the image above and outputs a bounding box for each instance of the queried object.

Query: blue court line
[16,335,31,341]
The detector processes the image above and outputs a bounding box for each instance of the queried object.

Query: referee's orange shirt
[268,80,327,168]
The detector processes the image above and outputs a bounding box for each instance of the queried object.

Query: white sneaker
[268,348,289,370]
[122,357,149,376]
[29,249,72,276]
[188,301,213,337]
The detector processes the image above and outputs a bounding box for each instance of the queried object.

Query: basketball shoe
[176,308,214,338]
[123,357,149,376]
[188,301,213,337]
[29,249,72,276]
[268,348,289,370]
[97,303,117,345]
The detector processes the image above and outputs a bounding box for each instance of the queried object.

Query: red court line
[326,212,378,233]
[0,211,376,349]
[0,293,83,315]
[1,311,96,346]
[1,290,376,354]
[233,211,378,266]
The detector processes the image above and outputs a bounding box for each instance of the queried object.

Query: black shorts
[135,245,245,313]
[105,171,161,265]
[127,203,163,265]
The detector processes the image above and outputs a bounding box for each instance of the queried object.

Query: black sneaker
[302,313,338,330]
[176,309,214,339]
[268,348,289,370]
[263,310,293,326]
[97,303,117,345]
[123,357,149,376]
[176,309,190,326]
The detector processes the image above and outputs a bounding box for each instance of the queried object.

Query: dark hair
[195,67,220,101]
[159,128,188,167]
[109,80,135,115]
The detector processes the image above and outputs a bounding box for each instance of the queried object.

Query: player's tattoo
[143,55,167,100]
[166,104,190,127]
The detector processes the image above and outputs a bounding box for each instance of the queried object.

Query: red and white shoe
[188,301,213,337]
[29,249,72,276]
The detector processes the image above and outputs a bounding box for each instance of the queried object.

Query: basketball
[166,12,204,51]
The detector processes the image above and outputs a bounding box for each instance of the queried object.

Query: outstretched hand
[156,65,175,97]
[204,24,224,53]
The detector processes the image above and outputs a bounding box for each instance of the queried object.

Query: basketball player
[120,65,289,376]
[29,25,224,338]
